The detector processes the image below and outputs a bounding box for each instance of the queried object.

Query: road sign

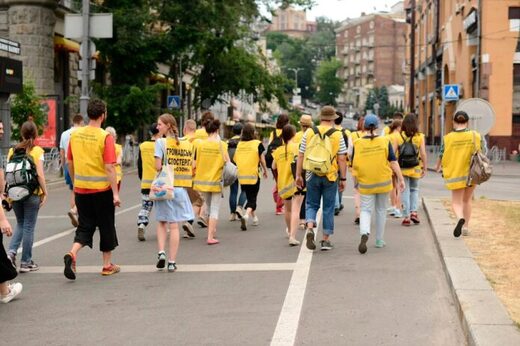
[443,84,460,101]
[65,13,113,39]
[456,98,496,135]
[0,37,20,55]
[167,95,181,109]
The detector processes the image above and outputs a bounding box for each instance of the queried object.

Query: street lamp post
[288,67,303,93]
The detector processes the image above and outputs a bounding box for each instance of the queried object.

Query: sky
[303,0,401,22]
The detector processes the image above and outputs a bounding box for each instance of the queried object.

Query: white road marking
[17,204,141,252]
[270,207,322,346]
[33,262,296,274]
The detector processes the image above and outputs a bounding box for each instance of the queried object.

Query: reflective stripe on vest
[235,140,260,185]
[358,180,392,190]
[193,141,225,192]
[353,136,393,195]
[193,180,221,186]
[441,130,478,190]
[279,182,296,199]
[70,127,110,190]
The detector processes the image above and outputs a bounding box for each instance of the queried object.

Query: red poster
[34,98,57,148]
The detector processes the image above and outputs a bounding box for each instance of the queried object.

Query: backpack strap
[324,127,338,137]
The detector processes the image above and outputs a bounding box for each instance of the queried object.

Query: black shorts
[74,189,118,252]
[0,234,17,283]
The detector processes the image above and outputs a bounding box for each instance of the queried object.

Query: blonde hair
[158,113,179,145]
[105,126,117,140]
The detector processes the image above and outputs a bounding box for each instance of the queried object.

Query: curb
[423,198,520,346]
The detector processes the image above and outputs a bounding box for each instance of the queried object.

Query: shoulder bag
[466,131,492,186]
[219,141,237,187]
[149,138,175,201]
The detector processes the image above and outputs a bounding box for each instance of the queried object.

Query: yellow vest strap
[75,174,108,182]
[445,176,467,184]
[193,180,221,186]
[358,180,392,190]
[279,182,296,197]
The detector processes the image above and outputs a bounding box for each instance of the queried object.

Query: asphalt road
[1,171,467,345]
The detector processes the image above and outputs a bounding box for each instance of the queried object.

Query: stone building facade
[405,0,520,151]
[267,6,317,39]
[0,0,81,145]
[335,11,407,114]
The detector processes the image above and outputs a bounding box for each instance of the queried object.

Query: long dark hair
[16,121,37,152]
[276,113,289,129]
[389,119,402,133]
[281,124,296,158]
[241,123,256,141]
[401,113,419,138]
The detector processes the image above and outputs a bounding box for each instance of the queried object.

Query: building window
[513,64,520,115]
[510,7,520,31]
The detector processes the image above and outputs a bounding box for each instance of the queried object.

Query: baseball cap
[364,114,379,129]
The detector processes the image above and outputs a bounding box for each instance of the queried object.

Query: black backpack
[398,133,420,168]
[227,136,240,164]
[265,130,283,169]
[5,148,40,201]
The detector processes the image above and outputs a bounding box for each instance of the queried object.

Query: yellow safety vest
[294,130,305,146]
[442,130,480,190]
[383,126,391,136]
[139,140,156,189]
[273,142,298,199]
[166,137,193,187]
[303,126,342,182]
[193,140,226,192]
[115,143,122,183]
[194,128,208,141]
[353,136,393,194]
[234,140,261,185]
[396,132,425,178]
[70,126,111,190]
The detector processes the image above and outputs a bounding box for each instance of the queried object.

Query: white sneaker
[462,228,470,236]
[68,209,79,227]
[229,213,237,222]
[137,224,146,241]
[0,282,22,303]
[241,214,249,231]
[235,206,244,219]
[288,237,300,246]
[252,216,259,226]
[393,209,403,218]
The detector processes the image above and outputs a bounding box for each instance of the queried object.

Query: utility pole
[80,0,90,118]
[409,0,416,111]
[288,67,303,90]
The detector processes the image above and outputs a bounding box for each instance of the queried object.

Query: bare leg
[462,185,477,226]
[207,217,218,241]
[102,251,112,267]
[168,223,180,262]
[0,282,9,296]
[284,200,292,231]
[157,221,168,252]
[451,189,465,220]
[354,188,361,218]
[290,195,304,239]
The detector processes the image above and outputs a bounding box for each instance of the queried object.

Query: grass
[443,199,520,326]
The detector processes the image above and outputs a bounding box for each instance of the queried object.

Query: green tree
[365,87,378,113]
[315,58,342,105]
[93,0,167,134]
[10,82,46,139]
[378,86,390,118]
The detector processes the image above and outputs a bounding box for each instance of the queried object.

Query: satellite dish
[455,98,496,135]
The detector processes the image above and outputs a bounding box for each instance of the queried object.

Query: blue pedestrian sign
[443,84,460,101]
[167,95,181,109]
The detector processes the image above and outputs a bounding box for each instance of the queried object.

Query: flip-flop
[453,218,465,238]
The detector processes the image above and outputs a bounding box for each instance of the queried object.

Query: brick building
[405,0,520,152]
[267,6,316,39]
[335,8,407,114]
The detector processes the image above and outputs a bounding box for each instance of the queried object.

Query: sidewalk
[426,148,520,177]
[423,198,520,346]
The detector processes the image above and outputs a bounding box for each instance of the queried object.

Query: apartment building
[267,7,317,39]
[405,0,520,151]
[335,9,407,114]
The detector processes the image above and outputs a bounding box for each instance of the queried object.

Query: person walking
[59,114,84,227]
[386,119,403,218]
[63,99,121,280]
[6,121,48,272]
[227,123,247,221]
[294,114,312,230]
[105,127,123,191]
[136,123,160,241]
[267,114,289,215]
[153,114,194,272]
[234,123,268,231]
[0,151,22,303]
[334,111,350,215]
[395,113,427,226]
[435,110,486,237]
[272,124,302,246]
[347,115,366,225]
[295,106,347,251]
[193,118,229,244]
[352,115,405,254]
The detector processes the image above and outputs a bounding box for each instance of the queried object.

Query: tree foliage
[365,86,392,117]
[10,82,46,139]
[315,58,342,106]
